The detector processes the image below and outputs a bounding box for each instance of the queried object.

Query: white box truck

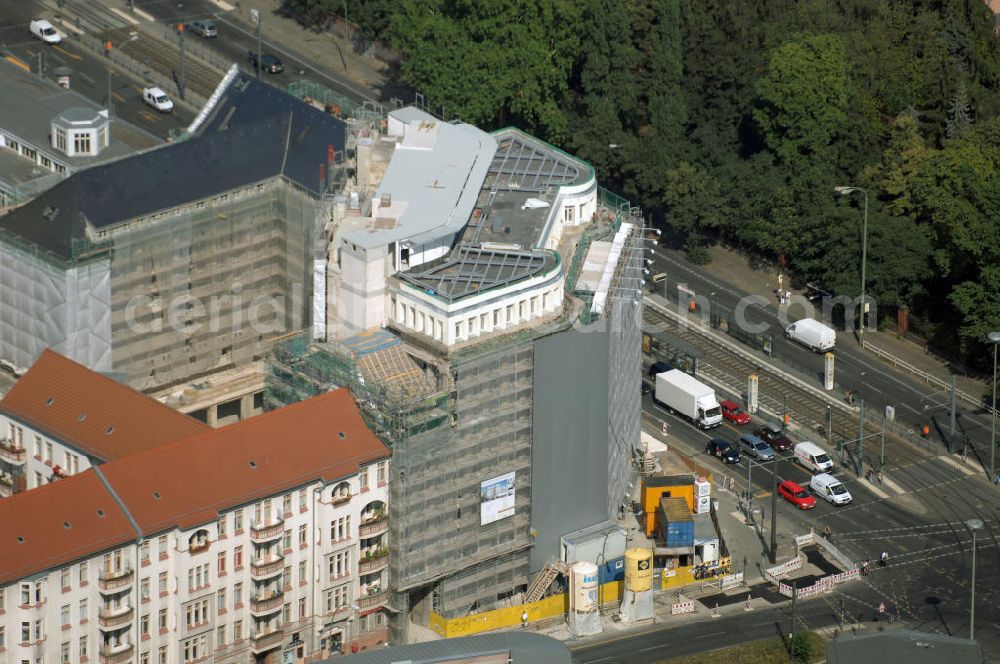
[653,369,723,429]
[784,318,836,352]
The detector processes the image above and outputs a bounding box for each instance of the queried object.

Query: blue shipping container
[598,557,625,584]
[664,520,695,548]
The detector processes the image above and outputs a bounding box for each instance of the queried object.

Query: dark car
[248,51,284,74]
[706,438,740,464]
[754,421,792,452]
[641,380,652,396]
[647,361,673,380]
[187,20,217,37]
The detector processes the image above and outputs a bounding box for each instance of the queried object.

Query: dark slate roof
[0,74,345,262]
[329,632,573,663]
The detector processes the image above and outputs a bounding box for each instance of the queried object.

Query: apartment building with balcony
[0,349,208,497]
[0,387,390,664]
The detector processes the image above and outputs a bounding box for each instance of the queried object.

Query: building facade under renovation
[267,107,645,643]
[0,70,345,413]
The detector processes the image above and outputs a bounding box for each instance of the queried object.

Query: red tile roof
[0,470,136,584]
[0,388,389,584]
[0,349,208,461]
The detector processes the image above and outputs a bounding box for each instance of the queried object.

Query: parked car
[706,438,740,464]
[30,19,62,44]
[187,20,217,37]
[755,421,792,452]
[720,400,750,426]
[647,360,674,380]
[739,433,774,461]
[248,51,284,73]
[777,480,816,510]
[641,380,652,396]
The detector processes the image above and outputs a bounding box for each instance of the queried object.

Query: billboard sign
[480,471,516,525]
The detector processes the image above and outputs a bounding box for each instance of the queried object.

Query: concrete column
[206,405,218,428]
[240,394,254,421]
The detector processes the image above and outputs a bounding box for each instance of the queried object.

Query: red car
[778,480,816,510]
[720,400,750,426]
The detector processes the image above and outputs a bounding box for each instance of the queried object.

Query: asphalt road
[646,247,994,466]
[0,0,190,139]
[628,351,1000,662]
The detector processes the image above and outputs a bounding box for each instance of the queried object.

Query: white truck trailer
[653,369,723,429]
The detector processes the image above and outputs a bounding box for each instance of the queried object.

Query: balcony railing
[98,568,134,593]
[99,643,134,664]
[250,518,284,542]
[250,629,284,654]
[357,590,387,610]
[98,606,134,630]
[358,551,389,575]
[250,556,284,581]
[250,591,284,616]
[0,440,26,465]
[359,515,388,538]
[331,492,351,506]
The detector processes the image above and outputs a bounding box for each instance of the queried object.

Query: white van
[784,318,836,352]
[794,442,834,473]
[810,473,852,505]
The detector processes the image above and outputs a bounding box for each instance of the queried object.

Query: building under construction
[266,106,646,643]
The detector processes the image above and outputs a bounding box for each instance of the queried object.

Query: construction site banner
[480,471,516,525]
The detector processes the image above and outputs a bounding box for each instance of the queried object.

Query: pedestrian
[521,610,528,628]
[823,525,832,541]
[879,551,888,567]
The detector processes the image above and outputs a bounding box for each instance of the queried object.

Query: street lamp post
[106,35,139,117]
[967,518,984,641]
[834,186,869,342]
[989,331,1000,483]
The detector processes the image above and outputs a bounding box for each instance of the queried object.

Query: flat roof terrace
[399,247,557,304]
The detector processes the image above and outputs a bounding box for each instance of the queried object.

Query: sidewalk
[702,244,987,399]
[223,0,389,97]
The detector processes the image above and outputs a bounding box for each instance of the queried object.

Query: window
[217,551,226,575]
[377,461,387,485]
[330,515,351,542]
[158,535,168,558]
[216,588,226,614]
[33,437,42,458]
[60,568,70,589]
[182,635,207,663]
[54,128,66,151]
[328,550,350,579]
[79,635,87,659]
[298,597,306,619]
[233,546,243,569]
[282,529,292,550]
[73,132,91,155]
[187,563,209,591]
[157,608,167,631]
[98,125,108,148]
[142,653,149,664]
[298,488,307,511]
[140,614,149,637]
[217,515,226,538]
[282,603,291,624]
[233,509,243,532]
[360,468,369,491]
[78,562,88,586]
[233,582,243,606]
[34,471,43,489]
[493,309,500,326]
[60,641,70,664]
[21,621,30,643]
[140,540,150,563]
[140,577,150,601]
[78,598,87,622]
[216,625,225,647]
[324,584,349,612]
[282,494,292,515]
[0,626,3,649]
[158,572,168,595]
[185,599,209,627]
[233,619,242,640]
[298,561,306,585]
[33,619,43,641]
[60,604,69,627]
[34,581,43,604]
[44,441,52,463]
[298,524,307,546]
[0,587,4,612]
[20,584,29,606]
[159,645,168,664]
[283,566,291,588]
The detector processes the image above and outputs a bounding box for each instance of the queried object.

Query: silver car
[739,433,774,461]
[188,20,217,37]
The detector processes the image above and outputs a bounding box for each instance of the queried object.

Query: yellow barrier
[429,580,623,638]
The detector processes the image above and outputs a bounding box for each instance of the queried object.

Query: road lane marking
[695,631,725,639]
[132,7,156,21]
[4,55,30,71]
[209,0,236,10]
[53,45,81,60]
[109,7,140,24]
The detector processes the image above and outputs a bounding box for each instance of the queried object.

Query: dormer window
[331,482,351,505]
[189,529,210,553]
